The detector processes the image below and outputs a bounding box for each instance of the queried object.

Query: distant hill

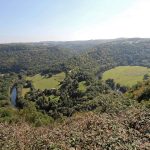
[0,44,72,74]
[0,38,150,75]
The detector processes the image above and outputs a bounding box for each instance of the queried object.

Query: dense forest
[1,38,150,75]
[89,38,150,73]
[0,44,72,74]
[0,38,150,149]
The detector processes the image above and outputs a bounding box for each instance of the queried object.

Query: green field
[26,72,65,90]
[102,66,150,87]
[78,81,87,92]
[22,88,30,97]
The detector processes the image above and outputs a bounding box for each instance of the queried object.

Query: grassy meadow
[21,88,30,97]
[78,81,87,92]
[102,66,150,87]
[26,72,65,90]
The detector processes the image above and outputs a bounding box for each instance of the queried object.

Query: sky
[0,0,150,43]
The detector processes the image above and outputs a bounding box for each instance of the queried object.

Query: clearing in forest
[26,72,65,90]
[102,66,150,87]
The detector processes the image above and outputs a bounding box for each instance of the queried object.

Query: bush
[0,107,19,123]
[19,102,54,126]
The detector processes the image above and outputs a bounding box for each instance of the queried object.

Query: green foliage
[89,38,150,74]
[0,44,71,74]
[143,73,150,80]
[25,70,133,119]
[0,107,19,123]
[0,74,19,107]
[75,93,134,114]
[19,102,54,126]
[128,80,150,103]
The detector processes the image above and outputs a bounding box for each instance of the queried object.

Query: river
[10,86,17,107]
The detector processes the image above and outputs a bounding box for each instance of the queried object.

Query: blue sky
[0,0,149,43]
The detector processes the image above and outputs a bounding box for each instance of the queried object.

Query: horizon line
[0,37,149,45]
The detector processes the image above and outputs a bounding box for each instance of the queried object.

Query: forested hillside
[1,38,150,76]
[0,44,72,74]
[88,38,150,73]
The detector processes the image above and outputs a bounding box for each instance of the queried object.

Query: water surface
[10,87,17,107]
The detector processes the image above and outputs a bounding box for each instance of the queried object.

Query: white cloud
[73,0,150,40]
